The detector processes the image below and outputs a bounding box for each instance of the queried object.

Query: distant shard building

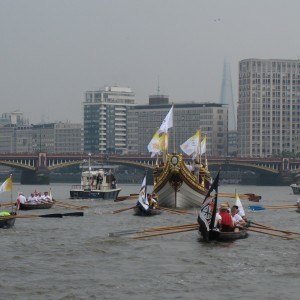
[219,60,236,130]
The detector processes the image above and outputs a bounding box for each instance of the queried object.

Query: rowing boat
[19,202,54,210]
[133,205,162,216]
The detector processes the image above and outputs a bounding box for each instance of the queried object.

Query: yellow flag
[0,175,13,193]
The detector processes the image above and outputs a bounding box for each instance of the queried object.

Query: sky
[1,0,300,124]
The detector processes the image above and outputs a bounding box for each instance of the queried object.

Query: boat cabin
[81,169,116,191]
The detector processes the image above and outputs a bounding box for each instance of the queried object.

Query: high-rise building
[220,60,236,130]
[83,86,135,154]
[127,96,228,156]
[238,59,300,157]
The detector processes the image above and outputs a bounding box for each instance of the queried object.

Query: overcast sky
[1,0,300,123]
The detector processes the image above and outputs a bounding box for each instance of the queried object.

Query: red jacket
[219,211,233,227]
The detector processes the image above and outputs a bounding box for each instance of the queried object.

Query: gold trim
[153,154,210,195]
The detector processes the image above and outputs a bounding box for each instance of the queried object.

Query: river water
[0,183,299,300]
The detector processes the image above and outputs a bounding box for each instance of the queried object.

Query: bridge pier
[20,167,50,185]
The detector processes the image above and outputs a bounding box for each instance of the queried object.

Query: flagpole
[199,130,202,166]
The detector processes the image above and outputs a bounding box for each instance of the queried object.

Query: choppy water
[0,183,299,300]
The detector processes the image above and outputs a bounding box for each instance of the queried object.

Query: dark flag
[199,171,220,232]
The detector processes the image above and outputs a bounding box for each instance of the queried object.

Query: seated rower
[148,193,158,209]
[36,192,42,203]
[27,193,37,204]
[231,205,246,230]
[45,191,53,202]
[219,203,235,232]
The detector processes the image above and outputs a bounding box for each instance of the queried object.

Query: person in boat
[27,193,36,204]
[41,191,52,203]
[36,192,42,203]
[219,203,235,232]
[148,193,158,209]
[111,175,116,189]
[17,192,27,204]
[96,174,103,189]
[231,205,246,229]
[297,198,300,209]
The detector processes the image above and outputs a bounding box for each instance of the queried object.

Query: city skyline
[1,0,300,123]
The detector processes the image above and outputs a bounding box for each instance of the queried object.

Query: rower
[219,203,234,232]
[42,191,52,203]
[27,193,35,204]
[148,193,158,209]
[231,205,246,229]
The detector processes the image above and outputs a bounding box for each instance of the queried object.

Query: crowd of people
[214,203,247,232]
[17,191,53,205]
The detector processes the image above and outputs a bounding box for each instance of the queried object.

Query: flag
[138,174,149,210]
[180,130,200,158]
[199,171,220,231]
[235,192,245,217]
[147,131,161,157]
[200,135,207,155]
[0,175,13,193]
[158,106,173,134]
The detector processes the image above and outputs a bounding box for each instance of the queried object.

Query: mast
[88,153,91,190]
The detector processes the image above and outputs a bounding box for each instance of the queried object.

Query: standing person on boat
[17,192,27,204]
[297,198,300,209]
[219,203,234,232]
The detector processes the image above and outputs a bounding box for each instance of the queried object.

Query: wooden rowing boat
[133,206,162,217]
[19,202,54,210]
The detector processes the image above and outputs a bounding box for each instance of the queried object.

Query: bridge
[0,152,299,184]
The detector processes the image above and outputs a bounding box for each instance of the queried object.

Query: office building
[238,59,300,157]
[83,86,135,153]
[127,95,228,156]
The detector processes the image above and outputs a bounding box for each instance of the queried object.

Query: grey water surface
[0,183,299,300]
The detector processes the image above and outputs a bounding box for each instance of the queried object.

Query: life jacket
[220,211,233,227]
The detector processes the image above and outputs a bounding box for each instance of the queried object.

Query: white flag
[138,175,149,210]
[235,193,245,217]
[200,136,207,155]
[147,130,161,157]
[158,106,173,134]
[180,130,200,158]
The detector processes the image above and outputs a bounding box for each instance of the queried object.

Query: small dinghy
[133,205,162,216]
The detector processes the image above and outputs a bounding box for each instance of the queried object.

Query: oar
[249,205,297,211]
[248,205,266,211]
[114,195,138,202]
[250,222,300,236]
[133,227,198,239]
[53,200,90,210]
[158,207,194,215]
[109,222,198,237]
[0,202,17,207]
[247,227,294,239]
[112,206,136,214]
[218,192,261,202]
[0,212,84,220]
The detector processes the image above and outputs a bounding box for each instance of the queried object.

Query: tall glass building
[83,86,135,154]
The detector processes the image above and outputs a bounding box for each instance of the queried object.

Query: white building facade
[83,86,135,153]
[238,59,300,157]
